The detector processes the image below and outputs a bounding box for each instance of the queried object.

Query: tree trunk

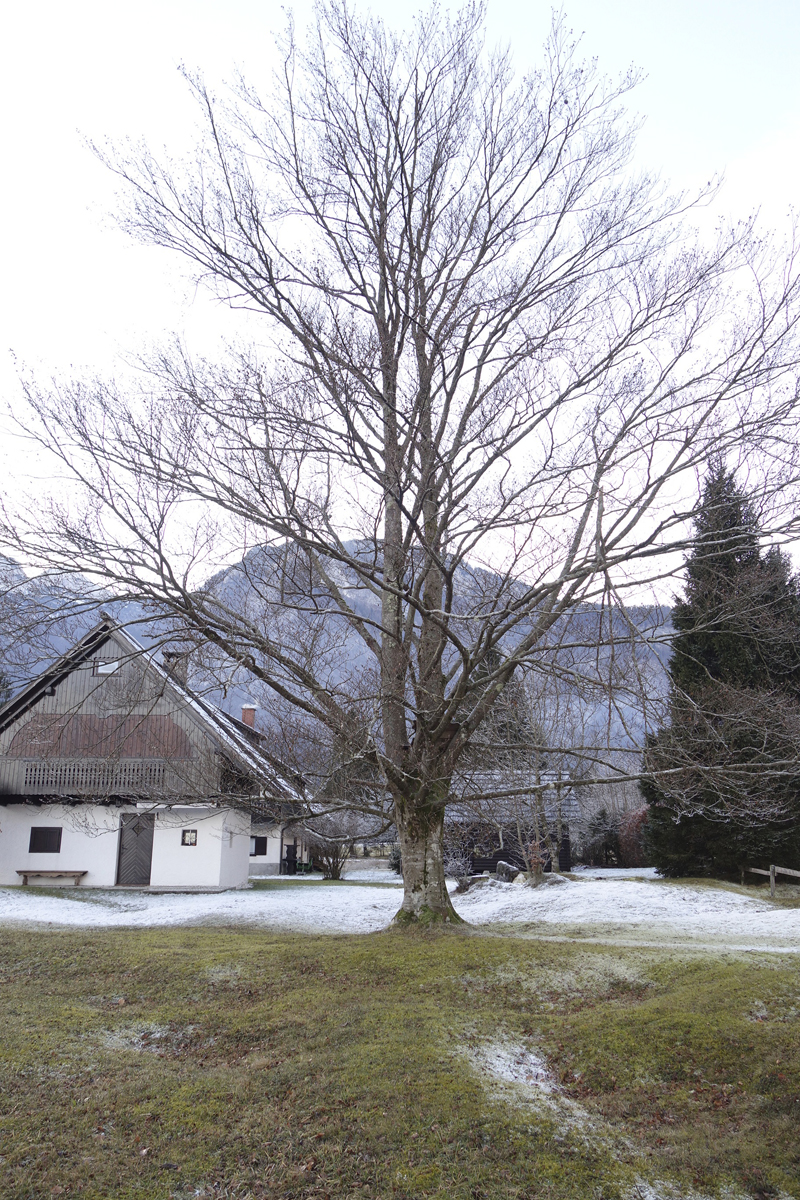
[394,799,462,924]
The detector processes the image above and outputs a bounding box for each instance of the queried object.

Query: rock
[495,860,518,882]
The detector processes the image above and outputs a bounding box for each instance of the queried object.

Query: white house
[0,619,303,888]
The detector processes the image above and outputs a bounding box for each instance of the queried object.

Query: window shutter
[29,827,63,854]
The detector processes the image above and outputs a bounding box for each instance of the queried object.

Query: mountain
[0,547,673,755]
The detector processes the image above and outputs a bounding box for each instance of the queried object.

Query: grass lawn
[0,917,798,1199]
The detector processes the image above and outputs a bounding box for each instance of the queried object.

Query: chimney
[163,649,189,687]
[241,704,256,728]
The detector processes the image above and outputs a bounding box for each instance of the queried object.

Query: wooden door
[116,813,155,885]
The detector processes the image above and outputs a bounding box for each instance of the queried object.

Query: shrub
[618,808,649,867]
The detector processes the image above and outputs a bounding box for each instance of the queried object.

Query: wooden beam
[746,864,800,896]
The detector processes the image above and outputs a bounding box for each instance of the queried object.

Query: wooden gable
[0,625,233,801]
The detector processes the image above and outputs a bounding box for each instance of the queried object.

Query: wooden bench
[17,870,88,886]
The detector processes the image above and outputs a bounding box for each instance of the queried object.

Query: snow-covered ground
[455,875,800,951]
[0,880,402,934]
[571,866,659,879]
[302,864,401,883]
[0,870,797,950]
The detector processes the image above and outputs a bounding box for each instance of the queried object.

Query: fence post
[770,864,776,899]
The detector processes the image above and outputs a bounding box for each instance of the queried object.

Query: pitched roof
[448,768,580,825]
[0,617,303,809]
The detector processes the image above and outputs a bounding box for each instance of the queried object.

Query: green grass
[0,926,798,1199]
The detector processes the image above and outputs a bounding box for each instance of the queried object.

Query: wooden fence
[745,864,800,898]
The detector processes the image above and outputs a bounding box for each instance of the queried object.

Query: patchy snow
[454,876,800,950]
[464,1039,797,1200]
[0,872,798,949]
[0,881,402,933]
[625,1181,710,1200]
[101,1022,215,1055]
[461,1036,607,1145]
[472,1041,556,1092]
[624,1181,794,1200]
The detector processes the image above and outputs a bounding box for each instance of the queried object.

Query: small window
[29,827,62,854]
[181,829,198,846]
[94,659,120,676]
[250,836,268,857]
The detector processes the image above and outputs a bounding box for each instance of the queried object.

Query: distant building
[0,619,303,888]
[448,769,579,872]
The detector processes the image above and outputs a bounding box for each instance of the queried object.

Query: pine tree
[642,466,800,877]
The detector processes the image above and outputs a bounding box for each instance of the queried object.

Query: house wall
[150,808,231,888]
[0,803,124,887]
[218,809,252,889]
[0,802,251,888]
[248,823,284,876]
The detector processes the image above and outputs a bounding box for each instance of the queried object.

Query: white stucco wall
[0,803,251,888]
[218,809,251,889]
[150,808,224,887]
[248,823,283,876]
[0,803,123,887]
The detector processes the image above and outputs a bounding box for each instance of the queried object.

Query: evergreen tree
[584,807,621,866]
[642,466,800,877]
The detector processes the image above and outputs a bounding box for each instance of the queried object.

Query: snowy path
[0,871,797,951]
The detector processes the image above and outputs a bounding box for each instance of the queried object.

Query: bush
[618,808,649,867]
[443,848,473,892]
[388,844,402,874]
[308,838,353,879]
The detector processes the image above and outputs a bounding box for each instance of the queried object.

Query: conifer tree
[642,466,800,876]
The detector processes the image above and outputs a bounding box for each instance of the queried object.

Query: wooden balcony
[0,757,205,798]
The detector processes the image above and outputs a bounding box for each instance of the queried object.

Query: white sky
[2,0,799,485]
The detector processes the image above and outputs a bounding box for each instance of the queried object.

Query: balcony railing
[21,759,169,796]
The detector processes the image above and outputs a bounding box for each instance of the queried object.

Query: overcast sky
[2,0,799,468]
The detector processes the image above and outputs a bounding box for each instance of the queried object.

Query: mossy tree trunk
[393,793,461,923]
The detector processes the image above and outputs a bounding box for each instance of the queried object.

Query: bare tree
[442,826,474,892]
[6,2,800,921]
[303,811,364,879]
[450,615,667,872]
